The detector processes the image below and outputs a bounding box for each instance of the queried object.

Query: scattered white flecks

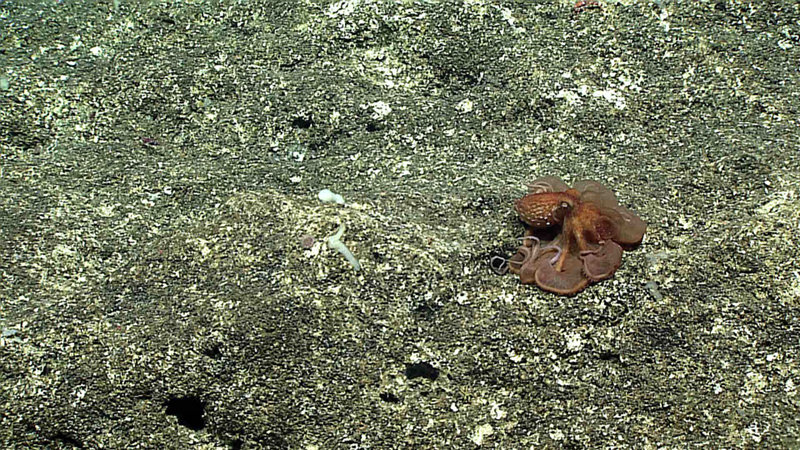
[471,423,494,446]
[757,189,795,215]
[456,98,474,113]
[52,244,77,260]
[188,238,212,258]
[592,89,627,110]
[305,241,323,258]
[290,149,305,162]
[617,73,642,92]
[490,402,507,420]
[326,0,358,17]
[745,421,766,443]
[496,292,514,304]
[90,46,103,56]
[367,101,392,120]
[565,332,583,352]
[69,36,83,52]
[658,9,671,32]
[97,204,116,217]
[500,8,525,33]
[678,215,693,229]
[395,159,411,177]
[500,8,515,26]
[741,371,767,404]
[1,328,22,345]
[507,348,524,363]
[786,378,796,397]
[1,328,19,338]
[555,89,581,106]
[549,428,565,441]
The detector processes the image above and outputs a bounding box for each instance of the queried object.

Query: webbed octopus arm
[609,205,647,247]
[580,241,623,281]
[533,248,589,295]
[573,180,619,208]
[507,176,647,295]
[526,176,570,194]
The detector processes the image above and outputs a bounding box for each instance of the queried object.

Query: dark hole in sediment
[291,116,313,129]
[404,361,439,381]
[51,431,82,448]
[165,395,206,431]
[201,343,222,359]
[366,121,383,132]
[379,392,401,403]
[598,351,621,362]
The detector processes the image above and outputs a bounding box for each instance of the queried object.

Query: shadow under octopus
[496,176,647,295]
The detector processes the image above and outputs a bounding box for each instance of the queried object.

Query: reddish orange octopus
[501,176,646,295]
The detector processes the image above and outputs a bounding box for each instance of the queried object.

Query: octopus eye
[552,201,572,222]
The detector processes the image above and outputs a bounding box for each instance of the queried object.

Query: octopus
[497,176,647,295]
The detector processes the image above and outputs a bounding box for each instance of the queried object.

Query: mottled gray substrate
[1,0,799,448]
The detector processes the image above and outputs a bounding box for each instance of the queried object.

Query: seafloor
[1,0,799,448]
